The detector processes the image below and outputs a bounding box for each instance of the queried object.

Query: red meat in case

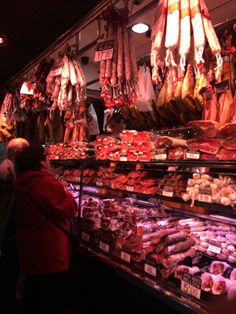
[138,152,152,162]
[218,149,236,160]
[188,120,219,138]
[218,122,236,138]
[187,138,220,154]
[127,151,139,161]
[120,130,137,143]
[168,147,184,160]
[133,131,151,143]
[200,153,217,160]
[221,137,236,150]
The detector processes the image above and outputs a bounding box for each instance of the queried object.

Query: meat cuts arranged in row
[94,129,236,161]
[80,195,236,300]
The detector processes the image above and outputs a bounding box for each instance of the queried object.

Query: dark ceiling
[0,0,101,89]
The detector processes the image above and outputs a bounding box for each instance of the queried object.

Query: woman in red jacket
[14,144,78,314]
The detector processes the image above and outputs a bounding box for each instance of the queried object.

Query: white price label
[99,241,109,253]
[186,152,200,159]
[96,180,103,187]
[198,194,212,203]
[208,242,221,254]
[121,251,131,263]
[94,40,114,62]
[94,49,113,62]
[163,190,174,197]
[181,281,201,300]
[81,232,90,242]
[181,272,201,300]
[126,186,134,192]
[155,154,167,161]
[144,264,156,277]
[120,156,128,162]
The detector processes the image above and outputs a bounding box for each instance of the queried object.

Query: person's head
[6,138,29,161]
[15,144,51,173]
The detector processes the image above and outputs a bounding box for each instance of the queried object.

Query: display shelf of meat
[54,162,236,219]
[79,192,236,314]
[53,158,236,312]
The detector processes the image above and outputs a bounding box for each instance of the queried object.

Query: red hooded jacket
[14,169,78,274]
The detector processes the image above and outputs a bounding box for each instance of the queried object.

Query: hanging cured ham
[151,0,223,127]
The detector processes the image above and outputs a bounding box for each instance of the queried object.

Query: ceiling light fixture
[131,22,149,34]
[0,34,9,46]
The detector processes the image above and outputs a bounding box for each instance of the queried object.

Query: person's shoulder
[0,159,14,181]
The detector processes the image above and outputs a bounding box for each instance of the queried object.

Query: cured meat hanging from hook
[165,0,180,68]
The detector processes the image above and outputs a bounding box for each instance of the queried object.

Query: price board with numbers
[181,272,201,300]
[144,263,157,277]
[198,187,212,203]
[94,40,114,62]
[126,185,134,192]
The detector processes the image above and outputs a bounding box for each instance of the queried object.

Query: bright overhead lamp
[131,22,149,34]
[0,34,9,46]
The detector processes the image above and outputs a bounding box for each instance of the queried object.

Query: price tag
[186,149,200,160]
[121,251,131,263]
[81,232,90,242]
[120,156,128,162]
[163,187,174,197]
[155,149,167,161]
[144,264,156,277]
[126,185,134,192]
[94,40,114,62]
[181,272,201,300]
[208,241,221,254]
[198,194,212,203]
[96,179,103,187]
[99,241,109,253]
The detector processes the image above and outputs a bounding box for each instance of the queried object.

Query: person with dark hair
[0,137,29,314]
[14,144,78,314]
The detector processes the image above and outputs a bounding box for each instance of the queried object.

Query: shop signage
[94,40,114,62]
[181,272,201,300]
[198,187,212,203]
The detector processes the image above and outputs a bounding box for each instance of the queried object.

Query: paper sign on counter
[121,251,131,263]
[181,272,201,300]
[99,241,109,253]
[144,264,156,277]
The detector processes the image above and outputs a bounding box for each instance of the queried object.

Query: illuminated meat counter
[52,158,236,314]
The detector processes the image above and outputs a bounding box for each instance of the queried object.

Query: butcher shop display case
[51,156,236,314]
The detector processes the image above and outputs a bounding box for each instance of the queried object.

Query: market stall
[1,0,236,312]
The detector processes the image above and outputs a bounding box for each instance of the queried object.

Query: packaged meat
[212,276,229,295]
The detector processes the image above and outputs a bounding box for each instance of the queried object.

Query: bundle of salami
[99,5,138,109]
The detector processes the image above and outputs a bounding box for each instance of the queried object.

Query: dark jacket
[14,169,78,274]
